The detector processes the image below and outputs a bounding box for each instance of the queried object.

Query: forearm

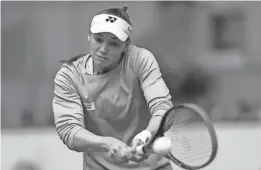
[55,121,108,153]
[142,78,172,136]
[145,110,165,137]
[134,110,165,145]
[73,128,109,153]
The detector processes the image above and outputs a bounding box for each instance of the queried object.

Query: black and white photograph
[1,1,261,170]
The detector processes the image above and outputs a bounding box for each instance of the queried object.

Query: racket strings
[168,125,211,159]
[165,109,213,166]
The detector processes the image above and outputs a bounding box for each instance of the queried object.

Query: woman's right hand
[104,137,132,164]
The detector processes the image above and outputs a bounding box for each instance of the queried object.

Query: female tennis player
[52,6,173,170]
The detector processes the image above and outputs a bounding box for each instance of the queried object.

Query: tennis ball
[152,137,172,156]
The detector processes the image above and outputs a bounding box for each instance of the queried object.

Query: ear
[124,38,130,47]
[124,39,130,50]
[122,43,129,55]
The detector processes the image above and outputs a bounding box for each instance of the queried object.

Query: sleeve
[52,64,85,151]
[134,48,173,115]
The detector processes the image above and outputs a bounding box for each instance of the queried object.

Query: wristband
[133,130,152,144]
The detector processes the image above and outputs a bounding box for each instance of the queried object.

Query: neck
[93,58,122,75]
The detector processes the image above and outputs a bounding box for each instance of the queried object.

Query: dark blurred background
[1,1,261,170]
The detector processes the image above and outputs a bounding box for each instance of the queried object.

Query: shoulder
[128,45,158,68]
[54,54,88,83]
[128,45,156,68]
[129,44,155,59]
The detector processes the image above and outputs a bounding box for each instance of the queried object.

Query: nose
[99,42,109,55]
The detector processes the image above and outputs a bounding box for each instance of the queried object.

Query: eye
[110,41,120,47]
[94,37,103,43]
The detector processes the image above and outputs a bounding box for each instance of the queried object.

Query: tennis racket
[136,103,218,170]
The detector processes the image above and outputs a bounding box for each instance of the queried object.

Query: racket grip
[136,145,151,155]
[136,145,145,155]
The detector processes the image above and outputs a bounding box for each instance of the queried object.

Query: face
[89,32,127,69]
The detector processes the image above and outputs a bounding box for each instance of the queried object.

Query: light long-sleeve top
[52,45,173,170]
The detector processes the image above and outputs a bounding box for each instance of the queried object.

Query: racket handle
[136,145,145,155]
[136,145,151,155]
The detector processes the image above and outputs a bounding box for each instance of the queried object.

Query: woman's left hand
[129,137,150,162]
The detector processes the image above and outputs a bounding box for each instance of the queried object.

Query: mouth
[96,55,108,60]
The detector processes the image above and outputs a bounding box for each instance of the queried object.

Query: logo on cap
[105,16,117,23]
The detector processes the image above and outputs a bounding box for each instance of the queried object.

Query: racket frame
[142,103,218,170]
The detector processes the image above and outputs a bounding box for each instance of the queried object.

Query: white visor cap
[90,14,132,42]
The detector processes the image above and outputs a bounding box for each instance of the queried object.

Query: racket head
[158,103,218,169]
